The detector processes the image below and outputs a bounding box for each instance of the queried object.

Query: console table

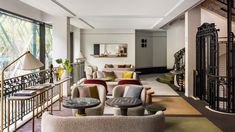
[7,77,71,132]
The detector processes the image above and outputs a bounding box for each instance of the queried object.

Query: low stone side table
[144,104,166,115]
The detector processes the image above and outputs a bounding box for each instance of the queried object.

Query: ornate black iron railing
[1,69,52,129]
[195,1,235,113]
[208,75,235,112]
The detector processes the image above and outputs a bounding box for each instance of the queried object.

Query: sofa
[71,84,106,115]
[41,111,165,132]
[102,64,135,71]
[93,71,138,81]
[85,65,98,79]
[112,85,146,116]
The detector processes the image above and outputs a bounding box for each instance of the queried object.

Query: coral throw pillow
[122,72,134,78]
[118,65,126,68]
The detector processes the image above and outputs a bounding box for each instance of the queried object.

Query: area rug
[152,97,201,115]
[165,117,221,132]
[140,74,178,96]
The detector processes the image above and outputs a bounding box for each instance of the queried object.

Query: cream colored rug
[140,74,178,96]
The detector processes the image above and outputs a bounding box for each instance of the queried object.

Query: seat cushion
[123,85,143,99]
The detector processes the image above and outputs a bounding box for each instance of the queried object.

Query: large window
[45,25,53,68]
[0,10,53,78]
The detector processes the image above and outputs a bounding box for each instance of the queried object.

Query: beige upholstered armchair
[71,84,106,115]
[112,85,146,116]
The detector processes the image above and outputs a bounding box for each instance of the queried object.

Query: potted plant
[55,58,72,79]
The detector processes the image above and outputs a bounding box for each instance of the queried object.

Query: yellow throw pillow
[122,72,134,78]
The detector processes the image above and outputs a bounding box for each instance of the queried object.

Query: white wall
[135,30,167,68]
[201,8,235,37]
[166,19,185,69]
[70,26,81,62]
[152,32,167,67]
[43,14,70,66]
[135,31,153,68]
[81,29,135,69]
[0,0,42,21]
[185,6,201,97]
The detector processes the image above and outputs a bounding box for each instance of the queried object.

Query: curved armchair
[71,84,106,116]
[112,85,146,116]
[84,79,108,94]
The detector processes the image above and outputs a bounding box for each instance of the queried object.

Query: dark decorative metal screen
[195,22,235,113]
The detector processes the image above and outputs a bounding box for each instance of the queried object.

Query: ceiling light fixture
[51,0,94,29]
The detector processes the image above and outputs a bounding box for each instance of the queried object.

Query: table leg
[58,84,61,111]
[14,100,17,132]
[42,92,45,113]
[120,108,128,116]
[40,94,43,115]
[36,95,39,118]
[51,88,53,114]
[46,90,49,111]
[77,108,86,116]
[7,100,10,132]
[32,97,35,132]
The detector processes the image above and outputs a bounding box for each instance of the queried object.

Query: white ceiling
[20,0,203,29]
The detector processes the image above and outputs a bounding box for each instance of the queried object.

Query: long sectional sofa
[41,111,165,132]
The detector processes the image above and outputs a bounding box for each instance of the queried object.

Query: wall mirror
[92,43,127,57]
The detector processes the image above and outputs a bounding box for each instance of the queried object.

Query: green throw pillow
[103,71,116,81]
[88,85,99,100]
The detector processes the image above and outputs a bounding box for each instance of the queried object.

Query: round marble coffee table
[106,97,142,116]
[63,97,100,115]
